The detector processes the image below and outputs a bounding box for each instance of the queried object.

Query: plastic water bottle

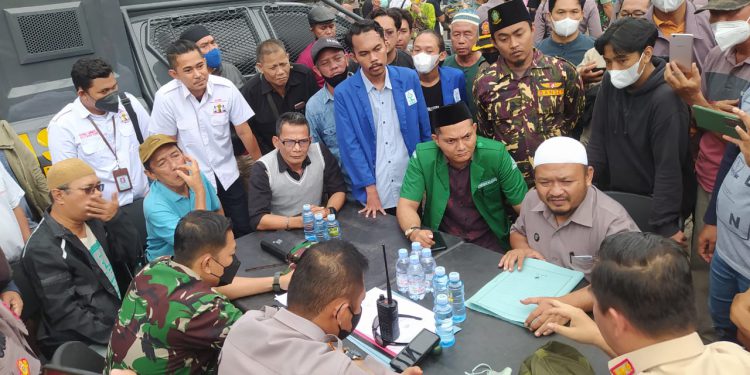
[407,254,426,301]
[433,294,455,347]
[302,204,316,242]
[448,272,466,323]
[314,213,329,242]
[411,241,422,258]
[327,214,341,240]
[396,248,410,294]
[433,266,448,298]
[421,248,436,294]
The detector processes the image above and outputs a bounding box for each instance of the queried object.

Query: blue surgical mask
[204,48,222,69]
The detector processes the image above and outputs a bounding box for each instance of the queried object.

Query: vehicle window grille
[18,10,84,54]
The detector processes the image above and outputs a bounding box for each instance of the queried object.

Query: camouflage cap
[139,134,178,165]
[696,0,750,12]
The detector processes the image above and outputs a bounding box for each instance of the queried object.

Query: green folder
[466,258,584,327]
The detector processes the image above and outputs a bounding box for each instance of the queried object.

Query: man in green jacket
[0,120,50,222]
[397,102,527,252]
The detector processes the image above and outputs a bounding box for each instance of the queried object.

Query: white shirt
[363,70,409,209]
[0,167,25,262]
[47,92,150,206]
[149,75,255,189]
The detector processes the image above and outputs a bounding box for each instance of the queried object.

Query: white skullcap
[533,137,588,168]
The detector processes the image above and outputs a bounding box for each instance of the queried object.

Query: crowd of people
[1,0,750,373]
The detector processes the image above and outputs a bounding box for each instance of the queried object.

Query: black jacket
[21,210,137,355]
[587,57,696,236]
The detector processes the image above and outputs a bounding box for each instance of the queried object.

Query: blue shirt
[363,69,410,209]
[306,85,351,189]
[536,33,595,66]
[144,172,221,260]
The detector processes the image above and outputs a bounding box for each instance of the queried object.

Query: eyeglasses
[372,314,422,347]
[618,11,646,18]
[63,183,104,195]
[279,138,311,149]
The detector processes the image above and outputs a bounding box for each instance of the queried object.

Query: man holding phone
[646,0,716,71]
[397,103,528,252]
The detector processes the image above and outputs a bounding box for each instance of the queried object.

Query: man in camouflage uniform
[106,211,290,374]
[474,0,584,185]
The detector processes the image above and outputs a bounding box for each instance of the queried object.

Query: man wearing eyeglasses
[248,112,346,232]
[22,158,140,357]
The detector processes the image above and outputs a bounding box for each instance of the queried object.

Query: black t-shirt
[391,49,416,69]
[428,0,443,34]
[240,64,319,155]
[422,82,443,112]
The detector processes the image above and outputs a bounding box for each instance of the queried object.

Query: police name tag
[405,89,418,106]
[113,168,132,192]
[453,88,461,102]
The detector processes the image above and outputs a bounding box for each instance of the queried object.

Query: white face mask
[552,17,580,38]
[651,0,684,13]
[712,17,750,52]
[413,52,440,74]
[609,52,646,89]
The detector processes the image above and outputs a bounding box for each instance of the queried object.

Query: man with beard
[499,137,638,337]
[335,20,431,217]
[474,0,584,186]
[306,38,354,188]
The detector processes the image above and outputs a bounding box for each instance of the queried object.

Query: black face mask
[94,91,120,113]
[324,70,353,88]
[483,51,500,65]
[336,304,362,340]
[211,254,241,287]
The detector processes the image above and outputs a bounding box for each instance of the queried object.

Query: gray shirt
[511,185,639,279]
[216,61,246,89]
[715,154,750,279]
[219,307,397,375]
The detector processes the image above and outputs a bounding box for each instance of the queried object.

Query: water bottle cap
[421,248,431,257]
[436,294,448,304]
[409,254,420,263]
[327,213,336,221]
[303,204,311,210]
[411,242,421,250]
[435,266,445,276]
[398,248,408,257]
[314,213,323,220]
[449,272,460,281]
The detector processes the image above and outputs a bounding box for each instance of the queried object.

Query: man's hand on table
[402,366,423,375]
[544,300,607,349]
[409,229,435,248]
[498,248,545,272]
[360,185,386,218]
[521,297,570,337]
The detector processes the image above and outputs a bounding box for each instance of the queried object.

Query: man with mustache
[474,0,585,186]
[149,40,261,237]
[334,20,431,218]
[397,102,527,252]
[499,136,639,337]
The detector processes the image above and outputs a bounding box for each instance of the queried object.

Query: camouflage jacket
[474,49,585,185]
[106,257,242,375]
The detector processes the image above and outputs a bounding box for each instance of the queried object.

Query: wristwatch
[328,207,337,216]
[273,271,283,294]
[404,226,420,240]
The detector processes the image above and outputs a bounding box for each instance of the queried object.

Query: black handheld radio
[376,244,400,344]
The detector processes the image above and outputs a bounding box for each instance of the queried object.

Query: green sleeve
[497,150,528,206]
[422,4,436,29]
[400,152,427,202]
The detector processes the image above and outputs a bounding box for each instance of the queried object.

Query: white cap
[533,137,588,168]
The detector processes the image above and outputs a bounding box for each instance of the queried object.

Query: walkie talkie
[377,244,400,344]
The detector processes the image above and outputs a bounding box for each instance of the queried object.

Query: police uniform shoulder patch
[609,359,635,375]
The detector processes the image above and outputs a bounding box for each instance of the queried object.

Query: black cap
[180,25,211,43]
[430,102,473,129]
[311,37,345,64]
[488,0,531,36]
[309,6,336,25]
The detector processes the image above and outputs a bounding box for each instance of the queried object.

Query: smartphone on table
[389,329,440,373]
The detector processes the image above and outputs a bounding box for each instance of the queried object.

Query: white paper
[274,293,288,306]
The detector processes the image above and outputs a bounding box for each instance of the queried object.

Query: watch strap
[273,271,282,293]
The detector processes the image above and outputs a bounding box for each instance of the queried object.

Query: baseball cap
[311,37,346,64]
[139,134,178,165]
[473,20,494,51]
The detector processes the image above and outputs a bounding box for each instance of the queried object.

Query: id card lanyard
[87,116,133,192]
